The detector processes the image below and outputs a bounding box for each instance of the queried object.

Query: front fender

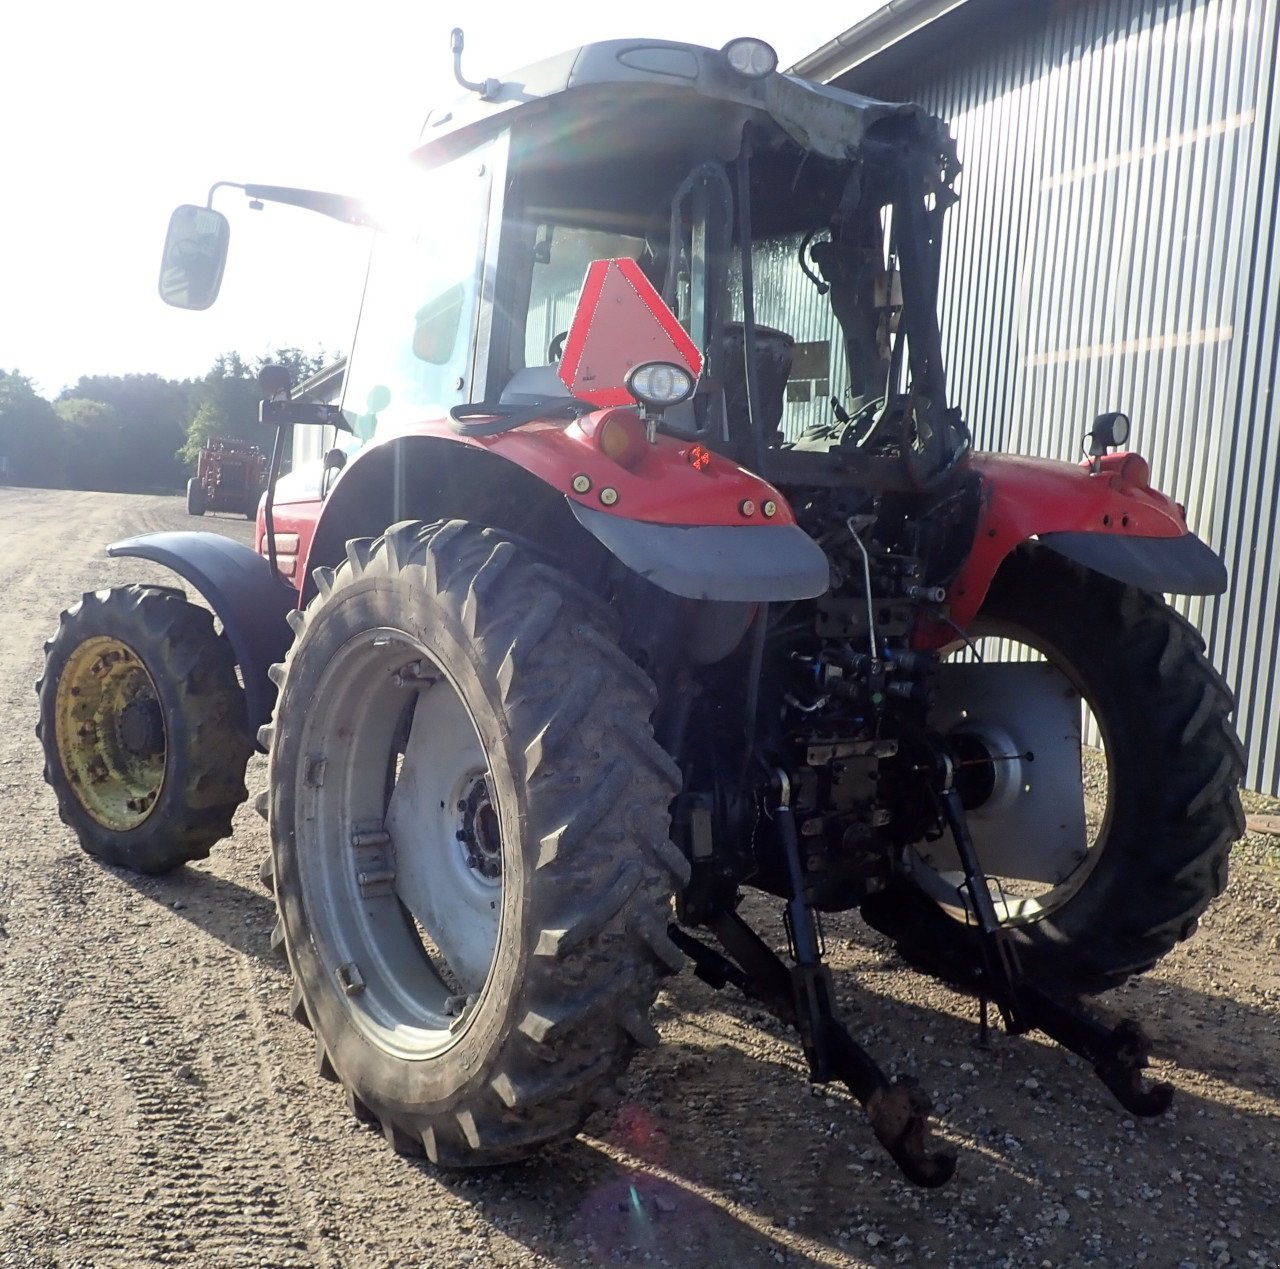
[939,453,1224,631]
[107,531,297,737]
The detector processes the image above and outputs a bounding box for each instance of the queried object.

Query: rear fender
[301,436,593,605]
[107,531,297,738]
[930,453,1224,637]
[304,426,828,605]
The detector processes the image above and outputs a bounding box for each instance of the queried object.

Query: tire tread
[268,519,682,1164]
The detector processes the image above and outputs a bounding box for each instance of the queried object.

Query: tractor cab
[339,36,966,487]
[159,36,966,495]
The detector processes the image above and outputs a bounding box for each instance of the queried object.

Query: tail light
[594,408,649,471]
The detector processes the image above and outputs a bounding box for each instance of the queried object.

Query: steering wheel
[548,330,568,362]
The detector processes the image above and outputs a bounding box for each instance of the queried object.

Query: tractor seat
[719,322,795,449]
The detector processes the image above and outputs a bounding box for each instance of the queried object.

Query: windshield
[731,233,856,442]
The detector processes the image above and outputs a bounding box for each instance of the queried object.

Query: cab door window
[341,134,504,441]
[523,225,647,368]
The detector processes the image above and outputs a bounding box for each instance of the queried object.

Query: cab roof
[415,37,943,166]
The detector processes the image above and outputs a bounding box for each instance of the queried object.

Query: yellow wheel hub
[54,635,166,832]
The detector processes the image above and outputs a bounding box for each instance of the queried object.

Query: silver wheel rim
[911,620,1113,926]
[296,628,503,1060]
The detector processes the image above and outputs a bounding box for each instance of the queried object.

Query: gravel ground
[1,487,1277,1269]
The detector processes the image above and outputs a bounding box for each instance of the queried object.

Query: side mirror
[158,205,230,310]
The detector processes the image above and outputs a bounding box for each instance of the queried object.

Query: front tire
[186,478,205,516]
[865,546,1245,995]
[262,521,686,1165]
[36,586,253,873]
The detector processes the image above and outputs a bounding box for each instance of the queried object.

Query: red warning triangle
[558,258,703,407]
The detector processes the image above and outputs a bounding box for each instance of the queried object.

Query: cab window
[341,136,500,441]
[523,225,647,367]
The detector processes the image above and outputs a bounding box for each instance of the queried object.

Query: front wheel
[36,586,253,873]
[262,521,686,1164]
[186,478,205,516]
[865,546,1245,996]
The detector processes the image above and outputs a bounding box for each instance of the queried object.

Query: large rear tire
[36,586,253,873]
[864,546,1245,996]
[261,521,686,1165]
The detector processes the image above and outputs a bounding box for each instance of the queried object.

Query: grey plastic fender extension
[1038,529,1227,596]
[107,531,298,738]
[570,502,830,601]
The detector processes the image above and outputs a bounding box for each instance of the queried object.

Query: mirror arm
[258,402,348,579]
[260,400,349,430]
[205,180,244,209]
[451,28,502,100]
[205,181,374,228]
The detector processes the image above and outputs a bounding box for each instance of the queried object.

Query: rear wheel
[865,546,1245,995]
[261,521,686,1164]
[36,586,253,873]
[186,478,205,516]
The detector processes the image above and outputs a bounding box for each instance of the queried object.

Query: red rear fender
[287,417,829,605]
[480,411,793,527]
[929,452,1215,640]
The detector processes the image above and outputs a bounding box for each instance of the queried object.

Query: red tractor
[186,435,266,519]
[37,33,1243,1187]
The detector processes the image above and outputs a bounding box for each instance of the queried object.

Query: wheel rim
[54,635,167,831]
[912,620,1112,926]
[296,628,504,1061]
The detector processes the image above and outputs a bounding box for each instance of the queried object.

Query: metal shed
[797,0,1280,793]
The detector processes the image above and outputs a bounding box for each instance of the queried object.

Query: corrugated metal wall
[846,0,1280,792]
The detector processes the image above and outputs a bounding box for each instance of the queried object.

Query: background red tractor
[186,435,265,519]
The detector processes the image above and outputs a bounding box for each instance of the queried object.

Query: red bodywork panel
[254,517,310,586]
[262,443,1186,619]
[258,410,795,595]
[482,412,792,525]
[916,450,1187,647]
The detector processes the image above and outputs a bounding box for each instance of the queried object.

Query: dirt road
[2,487,1278,1269]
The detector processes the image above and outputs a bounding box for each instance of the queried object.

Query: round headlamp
[721,37,779,79]
[1087,410,1131,457]
[625,361,697,411]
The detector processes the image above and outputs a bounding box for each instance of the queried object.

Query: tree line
[0,348,334,492]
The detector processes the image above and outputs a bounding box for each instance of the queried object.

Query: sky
[0,1,878,399]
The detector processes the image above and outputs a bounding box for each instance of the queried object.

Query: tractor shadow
[110,856,1280,1108]
[666,891,1280,1106]
[418,1020,1279,1269]
[109,858,279,965]
[108,856,1280,1110]
[103,856,1280,1264]
[417,906,1280,1267]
